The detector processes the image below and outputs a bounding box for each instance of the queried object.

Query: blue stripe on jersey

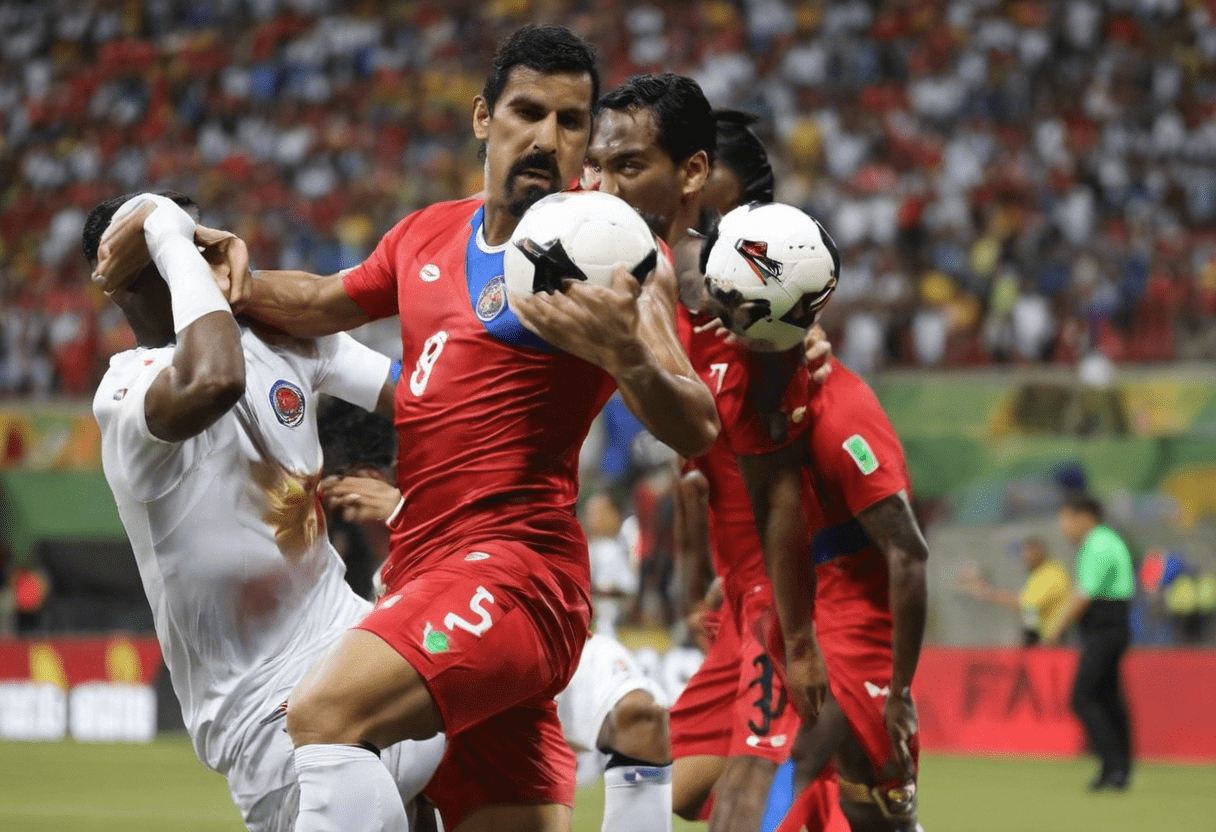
[465,207,556,352]
[812,517,872,564]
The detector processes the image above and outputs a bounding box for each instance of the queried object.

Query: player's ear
[681,149,710,197]
[473,96,491,141]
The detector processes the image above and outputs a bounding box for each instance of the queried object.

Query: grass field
[0,736,1211,832]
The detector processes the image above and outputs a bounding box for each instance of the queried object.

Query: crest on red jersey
[270,379,305,427]
[476,274,507,321]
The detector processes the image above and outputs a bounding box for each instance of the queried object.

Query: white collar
[475,221,509,254]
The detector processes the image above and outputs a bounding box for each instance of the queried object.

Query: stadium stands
[3,0,1216,396]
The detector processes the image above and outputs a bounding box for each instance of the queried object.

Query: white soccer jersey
[94,328,394,820]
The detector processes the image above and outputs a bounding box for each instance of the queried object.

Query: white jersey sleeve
[93,349,226,503]
[312,332,392,411]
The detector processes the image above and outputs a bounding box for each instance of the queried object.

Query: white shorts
[556,634,668,754]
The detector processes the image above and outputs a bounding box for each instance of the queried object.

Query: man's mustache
[507,152,560,181]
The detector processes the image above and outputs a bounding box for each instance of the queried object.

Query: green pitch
[0,736,1210,832]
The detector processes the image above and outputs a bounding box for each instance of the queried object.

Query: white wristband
[152,234,232,334]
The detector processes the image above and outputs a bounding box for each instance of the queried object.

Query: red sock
[775,770,849,832]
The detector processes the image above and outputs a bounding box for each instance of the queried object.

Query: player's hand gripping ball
[504,191,659,299]
[702,203,840,352]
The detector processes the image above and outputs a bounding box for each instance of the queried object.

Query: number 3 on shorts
[444,586,495,637]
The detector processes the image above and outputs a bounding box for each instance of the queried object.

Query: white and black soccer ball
[702,203,839,352]
[504,191,659,299]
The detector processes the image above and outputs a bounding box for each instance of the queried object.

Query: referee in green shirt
[1044,493,1134,790]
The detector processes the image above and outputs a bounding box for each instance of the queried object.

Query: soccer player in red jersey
[727,346,929,832]
[97,26,718,832]
[585,77,841,832]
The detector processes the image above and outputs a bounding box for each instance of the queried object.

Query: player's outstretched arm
[98,196,246,442]
[854,490,927,778]
[241,270,370,338]
[737,444,827,718]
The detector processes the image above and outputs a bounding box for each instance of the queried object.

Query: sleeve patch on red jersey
[843,433,879,475]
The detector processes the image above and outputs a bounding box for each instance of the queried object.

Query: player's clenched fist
[512,264,647,376]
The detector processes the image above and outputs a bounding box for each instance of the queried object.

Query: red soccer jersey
[343,198,616,593]
[676,306,812,600]
[799,364,910,636]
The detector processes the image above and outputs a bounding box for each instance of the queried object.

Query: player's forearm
[246,270,369,338]
[888,553,927,693]
[755,464,815,640]
[767,500,816,642]
[673,472,712,615]
[614,353,719,458]
[855,493,929,693]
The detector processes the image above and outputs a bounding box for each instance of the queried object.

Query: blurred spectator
[580,490,639,639]
[958,536,1073,646]
[5,0,1216,398]
[1140,548,1216,644]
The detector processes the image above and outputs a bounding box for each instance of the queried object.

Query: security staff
[1044,494,1134,791]
[959,536,1072,646]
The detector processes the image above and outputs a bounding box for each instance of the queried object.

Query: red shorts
[818,623,919,784]
[670,583,800,765]
[356,540,591,829]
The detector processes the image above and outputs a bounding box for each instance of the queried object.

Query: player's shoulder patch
[842,433,879,475]
[270,379,306,428]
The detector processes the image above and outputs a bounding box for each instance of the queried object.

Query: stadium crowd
[4,0,1216,396]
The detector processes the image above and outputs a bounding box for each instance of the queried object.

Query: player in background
[319,433,674,832]
[96,25,717,832]
[585,78,840,832]
[86,192,445,832]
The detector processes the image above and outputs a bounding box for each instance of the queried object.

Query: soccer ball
[504,191,658,299]
[703,203,839,352]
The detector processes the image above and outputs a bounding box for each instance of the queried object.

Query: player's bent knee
[603,690,671,764]
[286,629,444,748]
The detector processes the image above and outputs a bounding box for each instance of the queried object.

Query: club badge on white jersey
[270,379,306,427]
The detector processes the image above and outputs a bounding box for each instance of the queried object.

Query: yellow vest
[1020,560,1072,636]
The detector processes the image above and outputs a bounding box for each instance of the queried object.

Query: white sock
[294,744,409,832]
[602,760,673,832]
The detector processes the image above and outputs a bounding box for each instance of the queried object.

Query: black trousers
[1070,622,1132,775]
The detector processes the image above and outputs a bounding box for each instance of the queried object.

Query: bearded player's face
[583,108,684,241]
[473,66,594,219]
